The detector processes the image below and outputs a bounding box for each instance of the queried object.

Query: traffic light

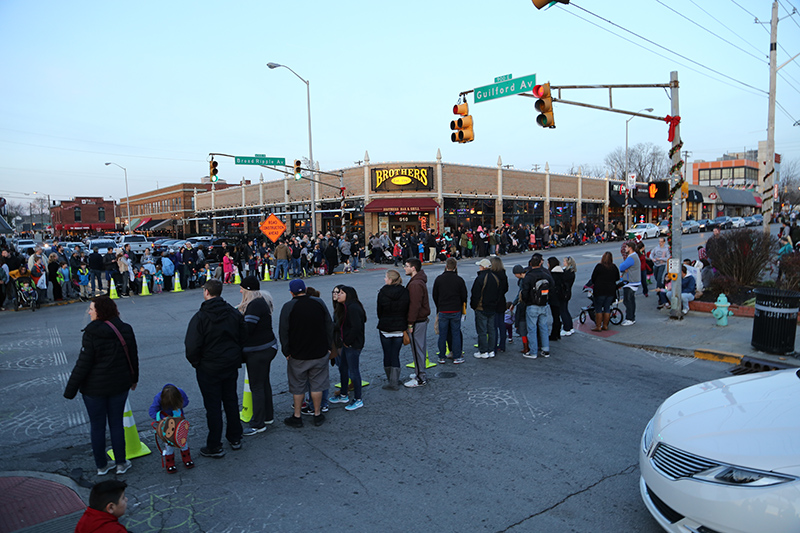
[533,83,555,128]
[532,0,570,9]
[293,160,302,181]
[648,181,670,201]
[209,159,219,182]
[451,102,474,143]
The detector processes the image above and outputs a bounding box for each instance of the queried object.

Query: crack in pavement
[497,463,638,532]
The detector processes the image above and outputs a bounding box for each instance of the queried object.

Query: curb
[607,340,743,364]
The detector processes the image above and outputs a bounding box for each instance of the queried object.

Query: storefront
[364,196,439,238]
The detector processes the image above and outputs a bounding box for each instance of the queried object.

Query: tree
[777,158,800,208]
[604,142,669,182]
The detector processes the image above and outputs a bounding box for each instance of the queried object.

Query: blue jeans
[82,390,128,469]
[90,269,104,292]
[474,310,496,354]
[290,257,301,276]
[438,312,462,359]
[654,264,666,289]
[525,304,551,352]
[380,334,404,368]
[276,259,289,280]
[494,312,506,351]
[338,347,362,400]
[351,255,360,270]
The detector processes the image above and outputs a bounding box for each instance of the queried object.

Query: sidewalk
[574,289,800,369]
[0,472,88,533]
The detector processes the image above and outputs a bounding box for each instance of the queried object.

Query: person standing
[279,279,334,427]
[330,286,367,411]
[432,257,468,364]
[237,276,278,436]
[651,237,670,299]
[185,279,246,457]
[490,256,509,353]
[589,252,620,331]
[88,247,105,295]
[64,296,138,476]
[470,258,501,359]
[618,241,641,326]
[403,258,431,387]
[274,239,291,281]
[559,256,577,336]
[519,253,554,359]
[510,265,529,353]
[376,269,410,390]
[547,257,565,342]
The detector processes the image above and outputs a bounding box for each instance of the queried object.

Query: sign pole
[668,71,683,320]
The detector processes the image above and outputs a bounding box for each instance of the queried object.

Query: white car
[627,223,660,239]
[639,369,800,532]
[730,216,747,228]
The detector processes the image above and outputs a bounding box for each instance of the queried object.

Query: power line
[729,0,764,25]
[0,138,202,163]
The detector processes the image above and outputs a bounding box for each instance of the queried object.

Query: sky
[1,0,799,208]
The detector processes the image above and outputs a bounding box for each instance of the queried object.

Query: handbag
[402,330,411,346]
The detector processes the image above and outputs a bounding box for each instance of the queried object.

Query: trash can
[751,288,800,355]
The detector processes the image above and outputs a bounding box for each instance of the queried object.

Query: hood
[200,297,237,324]
[654,369,800,472]
[412,270,428,284]
[381,284,407,301]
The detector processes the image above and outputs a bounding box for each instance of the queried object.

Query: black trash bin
[751,288,800,355]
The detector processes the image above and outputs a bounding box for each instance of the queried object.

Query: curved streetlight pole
[267,62,316,236]
[625,107,654,228]
[105,162,131,233]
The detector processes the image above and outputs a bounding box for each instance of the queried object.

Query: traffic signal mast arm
[208,152,344,190]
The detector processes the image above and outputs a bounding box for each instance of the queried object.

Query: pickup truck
[115,234,153,261]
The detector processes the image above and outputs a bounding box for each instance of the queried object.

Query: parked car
[13,239,38,253]
[742,216,759,226]
[711,216,733,230]
[115,234,153,260]
[627,223,660,240]
[640,369,800,533]
[657,220,670,236]
[86,239,117,252]
[730,216,747,228]
[695,219,713,232]
[680,220,700,234]
[752,214,764,224]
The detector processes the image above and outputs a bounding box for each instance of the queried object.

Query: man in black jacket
[185,279,246,457]
[88,247,105,295]
[432,257,467,364]
[470,258,501,359]
[519,253,555,359]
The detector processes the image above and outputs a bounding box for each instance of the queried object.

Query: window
[74,207,81,222]
[98,207,105,222]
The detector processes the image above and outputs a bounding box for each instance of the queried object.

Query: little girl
[153,267,164,294]
[504,302,514,344]
[149,384,193,473]
[222,251,234,283]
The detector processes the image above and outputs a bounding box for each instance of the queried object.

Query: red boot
[181,448,194,469]
[164,453,177,474]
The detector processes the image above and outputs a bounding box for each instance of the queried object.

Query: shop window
[74,207,81,222]
[98,207,105,222]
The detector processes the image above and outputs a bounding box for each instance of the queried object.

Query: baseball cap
[289,279,306,294]
[476,258,491,268]
[512,265,525,275]
[240,275,260,291]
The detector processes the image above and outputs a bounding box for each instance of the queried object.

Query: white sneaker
[561,329,574,337]
[522,352,538,359]
[487,351,495,358]
[404,378,426,388]
[473,352,487,359]
[620,320,636,326]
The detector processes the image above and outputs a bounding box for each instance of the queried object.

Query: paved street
[0,240,739,532]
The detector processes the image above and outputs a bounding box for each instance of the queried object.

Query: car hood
[654,369,800,472]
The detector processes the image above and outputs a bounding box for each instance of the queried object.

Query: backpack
[522,275,550,306]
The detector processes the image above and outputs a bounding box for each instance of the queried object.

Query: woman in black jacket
[330,286,367,410]
[559,256,577,336]
[590,251,620,331]
[490,257,510,353]
[376,269,410,390]
[548,256,565,341]
[237,275,277,436]
[64,296,138,476]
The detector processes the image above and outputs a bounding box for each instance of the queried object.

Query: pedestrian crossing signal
[648,181,669,201]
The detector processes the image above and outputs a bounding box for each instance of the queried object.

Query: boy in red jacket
[75,479,128,532]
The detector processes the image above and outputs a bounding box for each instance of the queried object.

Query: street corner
[0,471,88,533]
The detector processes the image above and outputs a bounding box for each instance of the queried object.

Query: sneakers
[522,351,538,359]
[313,414,326,427]
[682,308,689,315]
[473,352,488,359]
[656,304,664,310]
[438,358,447,364]
[300,404,330,415]
[97,463,115,476]
[200,446,226,458]
[404,378,427,388]
[328,394,349,404]
[487,351,495,358]
[115,460,132,474]
[283,415,303,428]
[230,440,242,450]
[243,426,266,436]
[620,320,636,326]
[453,357,465,364]
[540,350,550,358]
[561,329,574,337]
[345,399,364,411]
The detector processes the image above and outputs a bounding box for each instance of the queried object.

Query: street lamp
[105,162,131,234]
[267,62,316,236]
[625,108,654,229]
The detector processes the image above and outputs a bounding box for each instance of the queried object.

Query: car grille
[651,442,720,479]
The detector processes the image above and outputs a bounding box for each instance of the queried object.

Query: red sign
[259,214,286,243]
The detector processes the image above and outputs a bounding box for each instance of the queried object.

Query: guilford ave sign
[474,74,536,103]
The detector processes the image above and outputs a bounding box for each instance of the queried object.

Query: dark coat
[406,270,430,323]
[432,270,468,313]
[470,269,501,312]
[185,297,246,374]
[376,284,410,332]
[339,299,367,350]
[64,317,138,399]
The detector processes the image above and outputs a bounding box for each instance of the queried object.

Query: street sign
[254,153,266,157]
[259,214,286,243]
[235,156,286,166]
[627,173,636,189]
[474,74,536,103]
[494,74,512,83]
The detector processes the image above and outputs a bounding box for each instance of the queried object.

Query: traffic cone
[233,271,241,285]
[107,399,151,461]
[262,265,271,282]
[240,368,253,422]
[172,276,183,293]
[140,279,151,296]
[206,269,212,282]
[109,280,119,300]
[406,350,438,369]
[335,379,370,390]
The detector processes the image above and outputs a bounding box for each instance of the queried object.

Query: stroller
[12,276,39,312]
[578,283,622,326]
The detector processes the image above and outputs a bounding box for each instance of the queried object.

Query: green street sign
[254,153,266,157]
[474,74,536,103]
[494,74,512,83]
[235,156,286,166]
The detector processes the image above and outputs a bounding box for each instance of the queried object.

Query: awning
[686,190,703,203]
[0,216,13,234]
[137,218,164,231]
[91,223,116,231]
[634,196,659,209]
[609,194,625,208]
[364,198,440,213]
[134,217,152,230]
[715,187,757,206]
[754,196,763,207]
[64,224,92,230]
[149,219,174,231]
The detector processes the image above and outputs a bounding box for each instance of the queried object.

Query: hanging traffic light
[451,101,474,143]
[294,160,302,181]
[209,159,219,182]
[648,181,670,201]
[533,83,555,128]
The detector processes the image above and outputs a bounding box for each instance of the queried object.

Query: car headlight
[642,418,654,454]
[693,466,797,487]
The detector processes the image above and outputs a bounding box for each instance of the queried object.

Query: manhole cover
[435,371,457,379]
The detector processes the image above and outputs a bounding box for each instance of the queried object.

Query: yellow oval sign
[391,176,411,185]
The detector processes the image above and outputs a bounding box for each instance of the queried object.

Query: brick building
[51,196,116,237]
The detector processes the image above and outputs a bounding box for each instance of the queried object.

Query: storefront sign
[378,216,389,233]
[419,215,427,231]
[371,167,434,192]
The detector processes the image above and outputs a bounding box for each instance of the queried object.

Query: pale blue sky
[1,0,798,206]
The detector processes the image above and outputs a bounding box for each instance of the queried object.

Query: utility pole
[763,1,779,234]
[668,71,683,320]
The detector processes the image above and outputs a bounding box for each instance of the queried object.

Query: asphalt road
[0,238,731,532]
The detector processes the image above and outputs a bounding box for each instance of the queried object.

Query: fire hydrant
[712,294,734,326]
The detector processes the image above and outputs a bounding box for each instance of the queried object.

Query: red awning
[364,198,439,213]
[91,223,116,230]
[754,196,763,207]
[134,217,152,229]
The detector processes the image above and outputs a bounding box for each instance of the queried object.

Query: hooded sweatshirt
[74,507,127,533]
[185,297,245,375]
